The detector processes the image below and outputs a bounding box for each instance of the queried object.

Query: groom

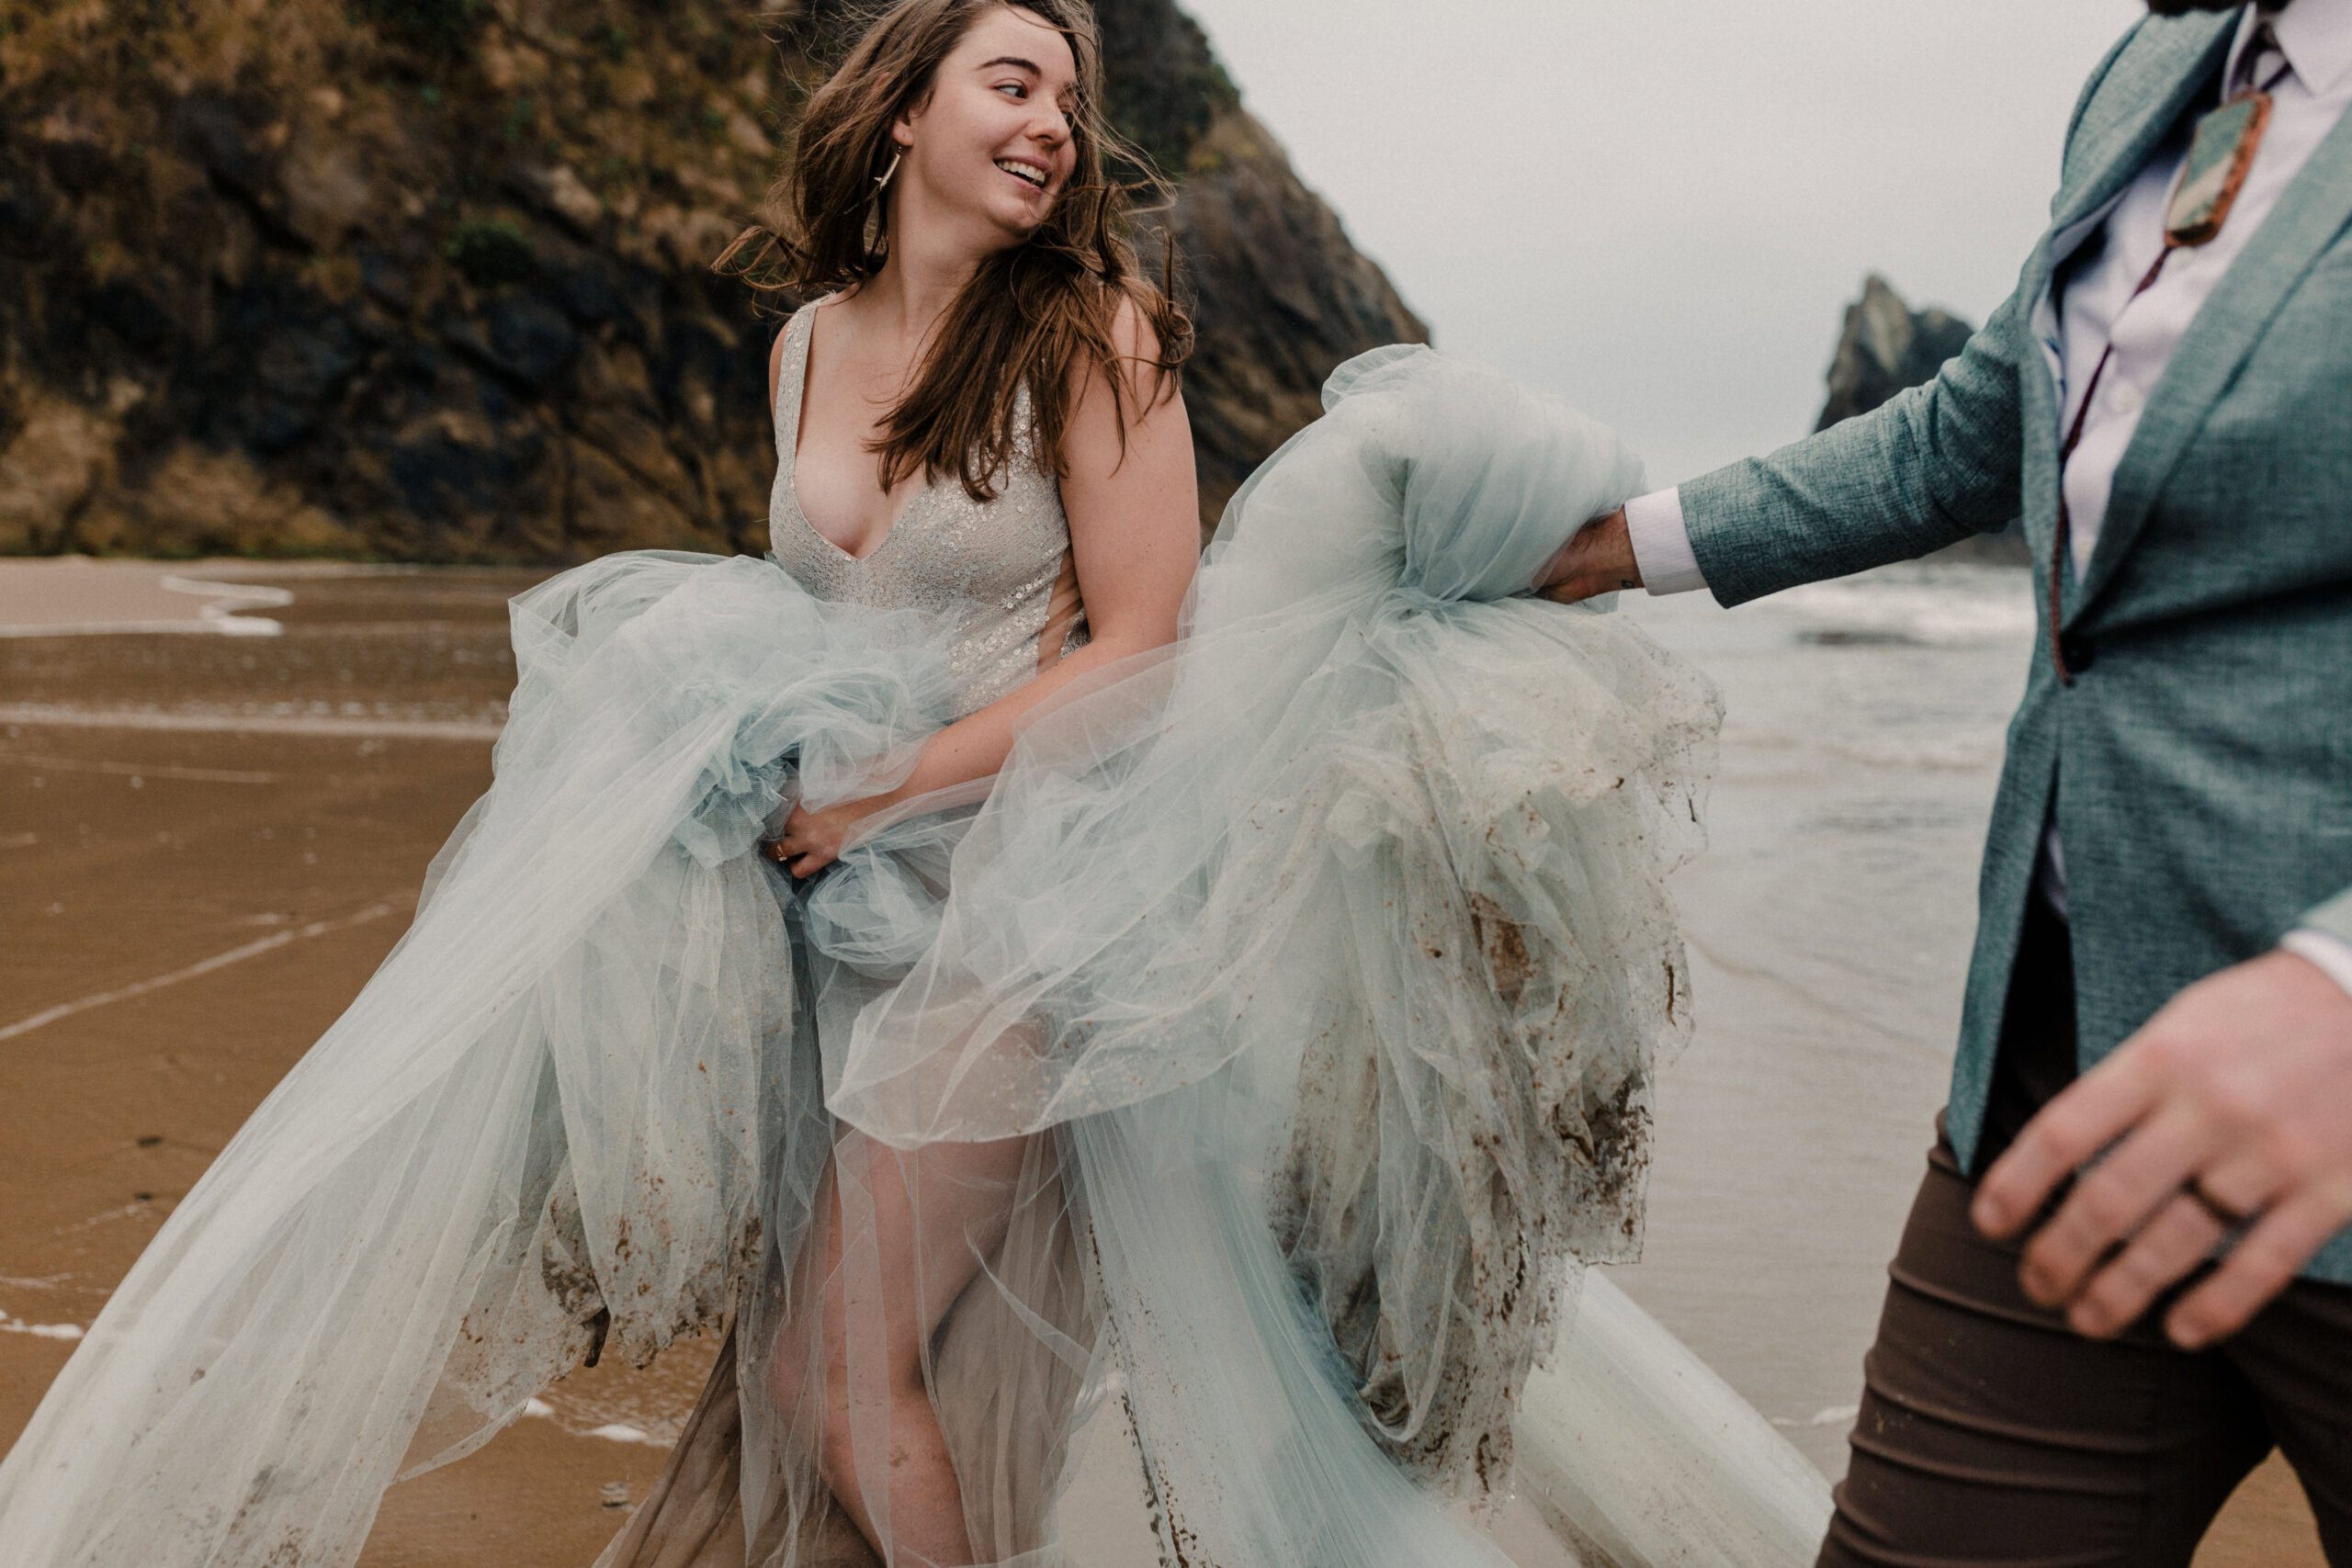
[1546,2,2352,1562]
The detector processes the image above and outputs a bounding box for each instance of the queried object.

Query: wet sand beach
[0,563,698,1565]
[0,558,2323,1565]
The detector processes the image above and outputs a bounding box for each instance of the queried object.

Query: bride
[0,2,1825,1565]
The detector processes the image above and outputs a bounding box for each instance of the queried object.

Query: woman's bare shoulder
[766,296,845,413]
[1107,290,1160,363]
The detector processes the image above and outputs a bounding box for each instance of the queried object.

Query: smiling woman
[718,0,1192,510]
[0,6,1815,1568]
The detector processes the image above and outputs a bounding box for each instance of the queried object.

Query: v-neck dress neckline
[779,300,936,568]
[764,303,1090,722]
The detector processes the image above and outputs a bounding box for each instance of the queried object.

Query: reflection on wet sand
[0,561,2320,1566]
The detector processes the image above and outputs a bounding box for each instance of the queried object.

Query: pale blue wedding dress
[0,337,1827,1568]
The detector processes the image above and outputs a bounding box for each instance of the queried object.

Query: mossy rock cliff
[0,0,1425,560]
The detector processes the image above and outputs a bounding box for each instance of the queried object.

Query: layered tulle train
[0,347,1829,1568]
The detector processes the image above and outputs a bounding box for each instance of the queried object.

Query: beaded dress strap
[772,307,815,468]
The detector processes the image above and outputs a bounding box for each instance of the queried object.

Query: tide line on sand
[0,705,503,741]
[0,573,292,638]
[521,1399,663,1446]
[0,752,281,784]
[0,897,411,1044]
[0,1312,85,1340]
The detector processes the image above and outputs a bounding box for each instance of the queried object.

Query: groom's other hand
[1535,508,1643,603]
[1973,952,2352,1348]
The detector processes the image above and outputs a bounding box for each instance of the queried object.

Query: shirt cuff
[2281,929,2352,1004]
[1623,487,1708,595]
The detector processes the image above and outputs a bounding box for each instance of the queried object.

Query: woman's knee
[763,1282,848,1421]
[763,1329,818,1421]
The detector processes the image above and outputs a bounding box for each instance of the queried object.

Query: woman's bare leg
[775,1127,1032,1567]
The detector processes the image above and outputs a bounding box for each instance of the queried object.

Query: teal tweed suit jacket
[1679,13,2352,1280]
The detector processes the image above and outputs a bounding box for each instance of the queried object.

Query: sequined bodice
[768,305,1087,720]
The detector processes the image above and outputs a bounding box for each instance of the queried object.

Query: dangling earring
[865,146,903,262]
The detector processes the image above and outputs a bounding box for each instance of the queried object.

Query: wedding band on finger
[2186,1175,2257,1238]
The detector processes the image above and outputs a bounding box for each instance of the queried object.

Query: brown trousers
[1818,897,2352,1567]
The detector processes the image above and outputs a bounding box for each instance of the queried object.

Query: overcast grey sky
[1180,0,2148,485]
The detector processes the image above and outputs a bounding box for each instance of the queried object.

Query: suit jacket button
[2061,635,2097,672]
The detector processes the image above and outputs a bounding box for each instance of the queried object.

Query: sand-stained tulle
[0,347,1827,1568]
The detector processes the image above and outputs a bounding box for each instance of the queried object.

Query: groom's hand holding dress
[1533,508,1640,604]
[1546,2,2352,1560]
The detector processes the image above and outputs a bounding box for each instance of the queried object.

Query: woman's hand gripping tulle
[766,795,893,878]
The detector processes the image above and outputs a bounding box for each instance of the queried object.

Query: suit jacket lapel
[2079,93,2352,613]
[2012,17,2233,592]
[2021,24,2223,375]
[2050,17,2238,237]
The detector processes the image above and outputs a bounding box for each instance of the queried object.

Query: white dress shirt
[1622,1,2352,999]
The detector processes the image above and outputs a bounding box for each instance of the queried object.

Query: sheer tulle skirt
[0,349,1830,1568]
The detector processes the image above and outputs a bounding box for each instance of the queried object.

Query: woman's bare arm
[774,300,1199,874]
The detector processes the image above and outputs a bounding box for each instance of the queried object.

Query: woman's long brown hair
[718,0,1193,502]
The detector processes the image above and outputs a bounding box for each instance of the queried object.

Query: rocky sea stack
[1814,274,1975,433]
[0,0,1424,560]
[1815,274,2024,564]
